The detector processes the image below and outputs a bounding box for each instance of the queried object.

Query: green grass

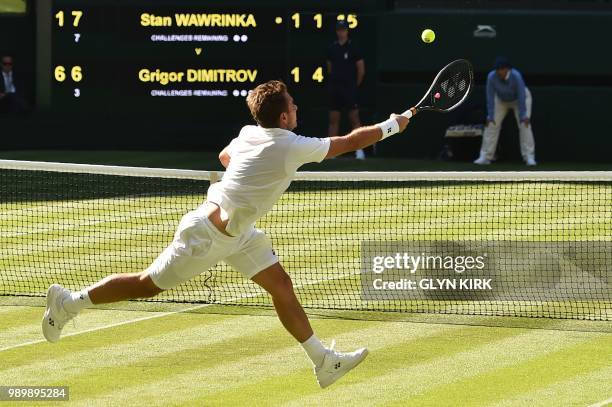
[0,306,610,406]
[0,156,610,405]
[0,0,26,13]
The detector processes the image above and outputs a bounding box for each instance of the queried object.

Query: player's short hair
[246,80,288,128]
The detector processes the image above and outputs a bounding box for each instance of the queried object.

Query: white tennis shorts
[147,209,278,290]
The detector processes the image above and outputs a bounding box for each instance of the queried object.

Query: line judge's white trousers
[478,88,536,161]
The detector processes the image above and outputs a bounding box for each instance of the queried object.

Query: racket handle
[401,107,416,119]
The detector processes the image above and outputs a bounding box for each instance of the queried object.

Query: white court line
[0,270,361,353]
[0,302,212,353]
[589,397,612,407]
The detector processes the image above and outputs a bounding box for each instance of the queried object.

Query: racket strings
[435,69,471,108]
[415,59,473,112]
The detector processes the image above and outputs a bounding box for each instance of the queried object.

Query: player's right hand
[391,114,410,133]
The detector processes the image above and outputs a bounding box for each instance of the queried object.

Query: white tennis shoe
[42,284,76,343]
[315,341,369,388]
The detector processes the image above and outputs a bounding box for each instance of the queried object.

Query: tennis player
[42,80,409,388]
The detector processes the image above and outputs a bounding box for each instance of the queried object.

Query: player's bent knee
[140,285,163,298]
[137,272,164,298]
[251,263,298,301]
[272,273,296,301]
[279,272,294,290]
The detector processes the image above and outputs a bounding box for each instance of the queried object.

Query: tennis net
[0,160,610,320]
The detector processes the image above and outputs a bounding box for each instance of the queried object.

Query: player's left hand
[521,118,531,127]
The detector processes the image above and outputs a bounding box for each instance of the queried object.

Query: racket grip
[401,108,416,119]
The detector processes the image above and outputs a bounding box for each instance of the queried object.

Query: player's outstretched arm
[325,114,409,159]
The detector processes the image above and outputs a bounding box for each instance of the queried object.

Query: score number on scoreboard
[53,10,84,98]
[51,7,360,105]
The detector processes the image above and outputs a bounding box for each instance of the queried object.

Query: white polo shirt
[206,125,331,236]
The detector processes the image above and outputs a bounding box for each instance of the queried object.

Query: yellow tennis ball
[421,29,435,43]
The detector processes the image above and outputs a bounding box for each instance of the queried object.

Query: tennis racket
[401,59,474,119]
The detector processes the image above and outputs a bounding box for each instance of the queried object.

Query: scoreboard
[40,0,369,119]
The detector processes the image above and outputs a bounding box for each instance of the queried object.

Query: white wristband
[377,118,400,140]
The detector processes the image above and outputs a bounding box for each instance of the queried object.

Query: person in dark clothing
[326,20,366,159]
[0,55,29,114]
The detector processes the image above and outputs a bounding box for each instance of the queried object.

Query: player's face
[284,92,298,130]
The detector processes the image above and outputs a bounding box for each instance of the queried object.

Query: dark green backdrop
[1,1,611,162]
